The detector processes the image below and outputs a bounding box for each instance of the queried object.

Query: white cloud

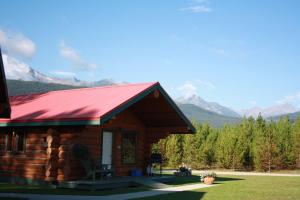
[180,5,212,13]
[0,29,36,58]
[2,53,32,80]
[179,0,212,13]
[178,82,198,99]
[59,41,96,71]
[177,79,215,99]
[51,70,76,77]
[276,92,300,107]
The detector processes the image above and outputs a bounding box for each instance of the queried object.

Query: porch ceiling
[130,90,193,134]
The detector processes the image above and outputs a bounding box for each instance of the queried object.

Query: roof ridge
[9,82,159,98]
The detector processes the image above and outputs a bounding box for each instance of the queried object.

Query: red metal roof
[0,82,158,124]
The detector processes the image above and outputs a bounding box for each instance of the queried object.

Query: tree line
[152,116,300,172]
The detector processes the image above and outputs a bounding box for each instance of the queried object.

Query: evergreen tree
[293,117,300,168]
[277,117,296,169]
[253,117,279,172]
[216,125,237,169]
[165,134,183,168]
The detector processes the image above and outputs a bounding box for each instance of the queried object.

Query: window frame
[5,130,26,154]
[121,131,138,165]
[5,131,13,152]
[15,131,26,153]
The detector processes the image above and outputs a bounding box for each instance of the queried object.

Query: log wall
[0,109,171,182]
[0,127,47,180]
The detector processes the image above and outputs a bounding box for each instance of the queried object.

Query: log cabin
[0,49,195,184]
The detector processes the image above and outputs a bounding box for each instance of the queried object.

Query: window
[5,131,26,153]
[121,132,137,164]
[15,132,25,152]
[5,132,12,151]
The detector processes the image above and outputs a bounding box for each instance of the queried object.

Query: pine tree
[277,117,296,169]
[216,125,237,169]
[165,134,183,168]
[293,117,300,168]
[253,116,279,172]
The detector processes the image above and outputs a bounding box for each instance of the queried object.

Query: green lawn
[1,175,300,200]
[136,175,300,200]
[0,183,149,196]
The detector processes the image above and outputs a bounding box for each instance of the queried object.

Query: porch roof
[0,82,195,133]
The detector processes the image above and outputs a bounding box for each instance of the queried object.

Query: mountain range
[176,94,240,118]
[240,104,299,118]
[2,53,115,87]
[3,54,300,126]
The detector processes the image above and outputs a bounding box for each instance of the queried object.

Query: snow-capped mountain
[176,94,241,118]
[2,54,115,86]
[240,103,299,118]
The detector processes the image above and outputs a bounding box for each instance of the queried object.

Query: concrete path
[0,183,214,200]
[134,179,170,189]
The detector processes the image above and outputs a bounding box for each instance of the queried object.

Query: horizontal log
[0,159,46,165]
[15,171,45,177]
[23,174,45,180]
[59,133,78,139]
[47,148,59,156]
[26,144,47,151]
[26,138,44,144]
[0,165,46,171]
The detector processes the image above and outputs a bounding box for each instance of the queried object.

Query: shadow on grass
[133,191,206,200]
[0,183,149,196]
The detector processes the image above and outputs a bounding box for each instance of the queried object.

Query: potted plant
[200,171,216,184]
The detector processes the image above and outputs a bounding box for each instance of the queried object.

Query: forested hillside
[7,79,83,96]
[153,116,300,171]
[270,111,300,122]
[178,103,241,127]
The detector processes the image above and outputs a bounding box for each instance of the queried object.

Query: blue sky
[0,0,300,110]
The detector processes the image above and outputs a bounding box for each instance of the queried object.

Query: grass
[0,183,149,196]
[136,175,300,200]
[1,174,300,199]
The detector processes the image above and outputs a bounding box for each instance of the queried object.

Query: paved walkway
[0,183,214,200]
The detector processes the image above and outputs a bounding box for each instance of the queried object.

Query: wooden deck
[58,176,175,190]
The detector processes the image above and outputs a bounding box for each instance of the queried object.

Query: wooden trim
[0,119,100,127]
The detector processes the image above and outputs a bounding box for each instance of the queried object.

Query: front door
[102,131,113,168]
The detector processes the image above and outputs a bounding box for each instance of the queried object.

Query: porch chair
[150,153,163,176]
[92,163,114,181]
